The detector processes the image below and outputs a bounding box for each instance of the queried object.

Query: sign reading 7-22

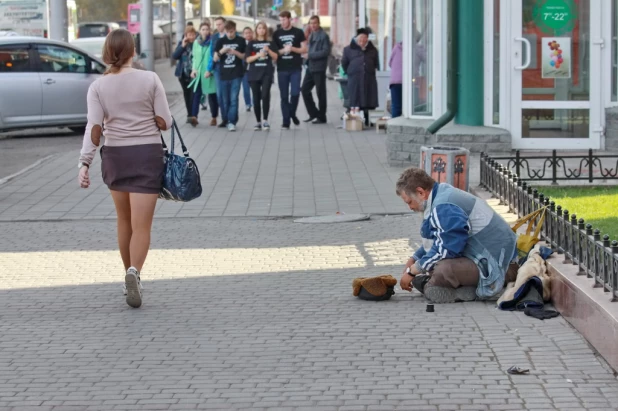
[533,0,577,33]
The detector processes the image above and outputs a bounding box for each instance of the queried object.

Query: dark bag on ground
[353,275,397,301]
[159,119,202,202]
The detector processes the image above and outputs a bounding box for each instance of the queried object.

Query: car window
[0,45,31,72]
[91,60,106,74]
[36,45,87,73]
[78,25,109,38]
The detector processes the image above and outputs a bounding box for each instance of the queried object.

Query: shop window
[365,0,404,70]
[612,1,618,101]
[411,0,432,116]
[493,0,500,124]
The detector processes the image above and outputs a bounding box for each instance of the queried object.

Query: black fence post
[586,224,593,279]
[551,150,558,185]
[588,149,594,183]
[603,235,611,292]
[593,229,602,288]
[577,218,586,274]
[515,150,521,177]
[611,241,618,303]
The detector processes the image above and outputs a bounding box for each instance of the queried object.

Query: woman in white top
[78,29,173,308]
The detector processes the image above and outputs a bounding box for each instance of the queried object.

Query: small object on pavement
[353,275,397,301]
[507,366,530,375]
[524,307,560,320]
[426,303,434,313]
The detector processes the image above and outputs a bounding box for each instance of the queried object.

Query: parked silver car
[0,37,106,133]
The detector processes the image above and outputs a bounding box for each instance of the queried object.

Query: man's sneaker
[124,267,143,308]
[412,274,431,294]
[424,285,477,304]
[227,123,236,132]
[218,121,228,128]
[262,121,270,130]
[254,123,262,131]
[304,117,316,123]
[291,116,300,126]
[281,124,290,130]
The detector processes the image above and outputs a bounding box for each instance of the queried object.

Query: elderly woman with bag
[341,28,379,126]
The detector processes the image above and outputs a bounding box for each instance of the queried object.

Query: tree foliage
[75,0,134,22]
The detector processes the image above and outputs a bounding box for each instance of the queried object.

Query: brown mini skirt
[100,144,165,194]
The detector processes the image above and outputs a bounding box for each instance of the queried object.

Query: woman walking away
[172,26,197,124]
[388,41,403,118]
[190,22,218,127]
[78,29,172,309]
[341,28,379,126]
[245,21,277,130]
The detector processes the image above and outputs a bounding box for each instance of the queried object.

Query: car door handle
[44,79,56,85]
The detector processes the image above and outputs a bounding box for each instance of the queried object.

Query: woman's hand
[190,70,197,78]
[205,71,211,78]
[78,166,90,188]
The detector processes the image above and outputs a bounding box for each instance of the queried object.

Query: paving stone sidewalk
[0,77,408,221]
[1,216,618,411]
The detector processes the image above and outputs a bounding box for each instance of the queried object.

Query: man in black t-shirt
[214,20,246,132]
[273,10,306,129]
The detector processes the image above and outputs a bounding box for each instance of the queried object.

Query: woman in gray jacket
[341,28,379,126]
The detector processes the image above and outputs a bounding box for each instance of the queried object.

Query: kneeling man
[397,167,518,303]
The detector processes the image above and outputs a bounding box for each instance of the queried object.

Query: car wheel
[69,126,86,134]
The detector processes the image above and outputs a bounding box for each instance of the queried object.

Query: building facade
[324,0,618,165]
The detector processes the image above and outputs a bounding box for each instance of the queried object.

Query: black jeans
[301,70,327,121]
[249,75,272,123]
[178,76,193,117]
[207,93,219,119]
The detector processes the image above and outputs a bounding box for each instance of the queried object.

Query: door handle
[44,78,56,85]
[514,37,531,70]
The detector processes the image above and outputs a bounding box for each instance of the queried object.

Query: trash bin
[420,146,470,192]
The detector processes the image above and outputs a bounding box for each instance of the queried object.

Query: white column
[141,0,155,71]
[201,0,211,18]
[176,0,186,45]
[48,0,68,42]
[402,0,412,117]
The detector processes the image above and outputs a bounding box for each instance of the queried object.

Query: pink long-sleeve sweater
[79,69,173,165]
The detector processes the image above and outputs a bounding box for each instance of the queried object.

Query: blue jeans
[220,77,242,125]
[277,70,302,126]
[390,84,402,118]
[242,73,252,107]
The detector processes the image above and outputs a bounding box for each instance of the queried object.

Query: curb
[0,154,56,186]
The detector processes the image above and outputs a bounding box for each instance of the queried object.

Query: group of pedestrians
[172,12,332,132]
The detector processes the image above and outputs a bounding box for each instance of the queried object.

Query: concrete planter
[420,146,470,192]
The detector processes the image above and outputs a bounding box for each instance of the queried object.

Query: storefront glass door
[509,0,602,149]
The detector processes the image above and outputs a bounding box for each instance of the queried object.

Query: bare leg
[110,190,132,270]
[128,193,158,272]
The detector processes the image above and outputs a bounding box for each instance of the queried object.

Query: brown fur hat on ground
[353,275,398,297]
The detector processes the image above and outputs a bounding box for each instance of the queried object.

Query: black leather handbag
[159,119,202,202]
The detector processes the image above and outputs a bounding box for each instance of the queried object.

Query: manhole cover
[294,214,371,224]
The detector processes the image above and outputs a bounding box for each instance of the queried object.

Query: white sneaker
[123,275,144,295]
[124,267,143,308]
[227,123,236,132]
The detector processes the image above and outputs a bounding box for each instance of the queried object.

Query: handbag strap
[160,118,190,157]
[512,208,543,233]
[532,207,547,239]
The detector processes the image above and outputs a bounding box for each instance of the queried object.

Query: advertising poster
[542,37,571,79]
